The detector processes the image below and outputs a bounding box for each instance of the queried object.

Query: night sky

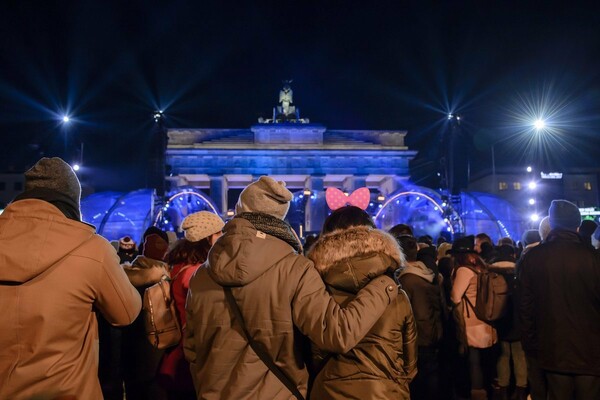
[1,2,599,191]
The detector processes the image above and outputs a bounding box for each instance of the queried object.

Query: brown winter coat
[307,227,418,400]
[184,217,398,400]
[0,199,141,400]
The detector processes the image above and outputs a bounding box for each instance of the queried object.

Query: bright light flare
[530,213,540,222]
[528,198,535,205]
[72,164,80,171]
[62,116,70,123]
[501,86,581,169]
[526,166,532,172]
[534,119,546,130]
[528,181,537,190]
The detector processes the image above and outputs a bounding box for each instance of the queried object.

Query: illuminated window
[498,182,508,191]
[513,182,522,190]
[584,182,592,191]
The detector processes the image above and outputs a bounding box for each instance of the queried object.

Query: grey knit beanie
[25,157,81,207]
[548,199,581,231]
[235,176,293,220]
[521,229,541,246]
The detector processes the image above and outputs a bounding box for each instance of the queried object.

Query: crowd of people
[1,157,599,400]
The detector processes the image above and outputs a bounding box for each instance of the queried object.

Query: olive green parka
[307,226,418,400]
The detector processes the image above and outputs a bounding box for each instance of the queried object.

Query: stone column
[304,175,326,233]
[209,175,228,216]
[380,176,406,197]
[342,175,368,193]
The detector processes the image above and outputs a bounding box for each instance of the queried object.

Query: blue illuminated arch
[374,190,458,240]
[460,192,525,243]
[154,189,221,234]
[81,189,155,243]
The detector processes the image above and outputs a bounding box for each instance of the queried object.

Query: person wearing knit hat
[0,157,141,399]
[235,176,293,220]
[538,216,551,241]
[12,157,82,221]
[521,230,541,247]
[181,211,224,244]
[141,233,169,261]
[548,199,581,231]
[185,176,399,399]
[519,200,600,399]
[138,226,170,255]
[157,213,225,397]
[117,236,138,264]
[520,228,543,257]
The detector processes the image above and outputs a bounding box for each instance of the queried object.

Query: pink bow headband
[325,187,371,211]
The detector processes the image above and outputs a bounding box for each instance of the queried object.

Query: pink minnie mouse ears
[326,187,371,211]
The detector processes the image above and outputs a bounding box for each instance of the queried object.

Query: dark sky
[1,1,599,191]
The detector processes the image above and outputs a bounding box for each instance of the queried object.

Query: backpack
[143,267,190,349]
[462,266,509,323]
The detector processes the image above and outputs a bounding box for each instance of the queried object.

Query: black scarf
[237,212,302,253]
[13,187,81,222]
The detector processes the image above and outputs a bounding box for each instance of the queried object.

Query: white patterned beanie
[181,211,225,242]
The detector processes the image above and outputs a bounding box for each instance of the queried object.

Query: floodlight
[526,166,532,172]
[528,198,535,205]
[62,116,70,123]
[528,181,537,190]
[153,110,164,122]
[72,164,80,171]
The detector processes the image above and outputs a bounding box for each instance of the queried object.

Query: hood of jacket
[399,260,435,283]
[123,255,169,287]
[307,226,404,293]
[207,217,298,286]
[0,199,95,283]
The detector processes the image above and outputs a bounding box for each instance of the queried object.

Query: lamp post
[61,115,71,159]
[491,135,514,193]
[151,110,167,197]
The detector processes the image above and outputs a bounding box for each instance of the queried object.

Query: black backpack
[462,266,509,323]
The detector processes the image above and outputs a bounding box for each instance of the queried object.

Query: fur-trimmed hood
[307,226,405,293]
[123,255,169,287]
